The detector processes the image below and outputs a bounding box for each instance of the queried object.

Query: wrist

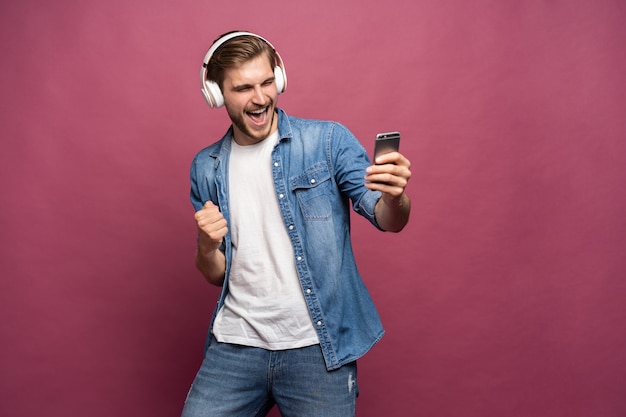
[382,192,408,209]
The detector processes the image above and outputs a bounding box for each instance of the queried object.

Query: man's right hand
[194,201,228,254]
[194,201,228,286]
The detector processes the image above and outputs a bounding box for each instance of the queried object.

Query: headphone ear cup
[274,66,286,94]
[204,80,224,108]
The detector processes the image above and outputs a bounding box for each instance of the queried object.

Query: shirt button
[288,225,294,230]
[310,179,316,184]
[274,162,279,167]
[317,321,323,326]
[296,256,302,261]
[306,289,311,294]
[279,194,284,199]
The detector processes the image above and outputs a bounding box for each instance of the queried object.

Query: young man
[181,31,411,417]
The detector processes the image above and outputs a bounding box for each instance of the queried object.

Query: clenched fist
[194,201,228,254]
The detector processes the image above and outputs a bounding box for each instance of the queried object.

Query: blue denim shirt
[190,108,385,370]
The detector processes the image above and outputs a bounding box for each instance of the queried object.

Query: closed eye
[232,77,275,93]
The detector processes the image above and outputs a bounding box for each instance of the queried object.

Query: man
[181,31,411,417]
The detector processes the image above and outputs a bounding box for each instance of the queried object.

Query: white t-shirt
[213,131,319,350]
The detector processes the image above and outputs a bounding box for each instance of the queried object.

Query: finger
[200,223,228,240]
[195,201,221,220]
[374,151,397,165]
[196,213,227,229]
[202,200,218,209]
[365,181,406,198]
[374,151,410,167]
[196,213,222,225]
[366,172,408,189]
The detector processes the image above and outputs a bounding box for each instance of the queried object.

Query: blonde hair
[206,32,277,90]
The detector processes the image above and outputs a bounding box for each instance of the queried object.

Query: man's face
[221,54,279,145]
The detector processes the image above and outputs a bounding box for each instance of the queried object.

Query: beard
[227,101,277,144]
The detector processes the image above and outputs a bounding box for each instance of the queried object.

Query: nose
[251,85,267,104]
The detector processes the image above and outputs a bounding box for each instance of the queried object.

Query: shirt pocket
[291,162,333,220]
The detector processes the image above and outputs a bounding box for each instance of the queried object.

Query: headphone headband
[200,31,287,108]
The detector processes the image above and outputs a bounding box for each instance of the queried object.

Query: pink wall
[1,1,625,416]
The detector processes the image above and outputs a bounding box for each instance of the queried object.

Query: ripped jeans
[181,336,358,417]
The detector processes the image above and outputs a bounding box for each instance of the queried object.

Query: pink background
[1,1,625,416]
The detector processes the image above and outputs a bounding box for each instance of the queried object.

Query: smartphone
[373,131,400,163]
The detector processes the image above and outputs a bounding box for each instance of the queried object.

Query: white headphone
[200,31,287,108]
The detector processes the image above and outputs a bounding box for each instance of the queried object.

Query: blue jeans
[181,337,358,417]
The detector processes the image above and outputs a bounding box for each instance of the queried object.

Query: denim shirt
[190,108,385,370]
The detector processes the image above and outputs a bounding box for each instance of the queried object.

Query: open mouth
[246,107,269,125]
